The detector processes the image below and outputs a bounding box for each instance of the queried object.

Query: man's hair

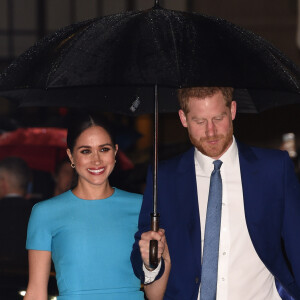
[178,87,234,114]
[0,157,30,192]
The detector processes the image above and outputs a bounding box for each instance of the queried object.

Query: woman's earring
[71,163,75,168]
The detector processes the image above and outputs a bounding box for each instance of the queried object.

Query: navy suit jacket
[131,141,300,300]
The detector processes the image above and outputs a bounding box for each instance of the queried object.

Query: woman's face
[67,125,118,189]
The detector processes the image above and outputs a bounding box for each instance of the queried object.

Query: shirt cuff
[143,260,162,284]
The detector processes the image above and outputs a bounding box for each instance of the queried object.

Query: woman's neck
[72,181,114,200]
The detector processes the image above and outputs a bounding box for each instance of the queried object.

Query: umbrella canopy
[1,5,300,113]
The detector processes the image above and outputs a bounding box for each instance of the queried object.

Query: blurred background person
[53,158,74,197]
[0,156,32,299]
[280,132,300,180]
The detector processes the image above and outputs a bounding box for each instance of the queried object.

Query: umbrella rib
[267,51,300,89]
[46,25,92,88]
[165,14,181,86]
[232,23,300,90]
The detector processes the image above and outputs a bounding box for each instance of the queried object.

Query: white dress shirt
[195,138,281,300]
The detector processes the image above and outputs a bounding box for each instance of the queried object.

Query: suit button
[195,277,199,284]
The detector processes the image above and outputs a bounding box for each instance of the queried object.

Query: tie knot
[213,160,222,170]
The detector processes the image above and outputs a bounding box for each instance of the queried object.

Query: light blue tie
[200,160,223,300]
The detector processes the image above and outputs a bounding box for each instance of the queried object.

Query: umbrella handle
[149,213,160,268]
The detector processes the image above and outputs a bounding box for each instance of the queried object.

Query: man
[131,87,300,300]
[0,157,32,297]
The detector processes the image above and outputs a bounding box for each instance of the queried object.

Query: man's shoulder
[158,147,194,169]
[237,140,288,161]
[31,190,70,212]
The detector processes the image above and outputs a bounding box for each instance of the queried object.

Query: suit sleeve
[130,166,165,283]
[282,151,300,289]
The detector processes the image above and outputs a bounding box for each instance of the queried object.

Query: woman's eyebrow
[77,143,113,149]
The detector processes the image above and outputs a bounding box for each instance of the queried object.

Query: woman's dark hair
[67,111,116,153]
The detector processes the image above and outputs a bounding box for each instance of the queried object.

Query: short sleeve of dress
[26,202,52,251]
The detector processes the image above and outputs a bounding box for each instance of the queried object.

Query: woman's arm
[24,250,52,300]
[143,231,171,300]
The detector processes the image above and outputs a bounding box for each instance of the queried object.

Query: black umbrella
[2,1,300,266]
[1,2,300,112]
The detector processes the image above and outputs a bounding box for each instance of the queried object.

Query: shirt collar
[194,136,238,174]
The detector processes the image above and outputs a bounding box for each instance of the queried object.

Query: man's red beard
[189,126,233,159]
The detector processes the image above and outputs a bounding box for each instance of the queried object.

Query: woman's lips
[87,167,105,175]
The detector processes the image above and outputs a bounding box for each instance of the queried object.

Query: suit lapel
[175,147,202,271]
[237,141,260,220]
[237,141,273,256]
[237,141,262,229]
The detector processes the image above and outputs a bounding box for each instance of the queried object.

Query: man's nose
[206,121,216,136]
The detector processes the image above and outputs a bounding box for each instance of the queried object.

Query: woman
[24,113,170,300]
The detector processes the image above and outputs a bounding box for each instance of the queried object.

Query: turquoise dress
[26,188,144,300]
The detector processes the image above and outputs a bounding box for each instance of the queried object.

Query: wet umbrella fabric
[1,6,300,113]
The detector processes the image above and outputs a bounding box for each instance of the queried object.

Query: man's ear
[178,109,188,128]
[231,101,237,121]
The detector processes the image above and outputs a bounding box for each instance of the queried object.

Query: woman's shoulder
[113,189,142,215]
[114,189,143,208]
[114,188,142,200]
[31,190,73,213]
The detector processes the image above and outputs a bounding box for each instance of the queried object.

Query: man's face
[179,91,237,159]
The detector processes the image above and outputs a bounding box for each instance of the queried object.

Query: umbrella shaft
[153,84,158,215]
